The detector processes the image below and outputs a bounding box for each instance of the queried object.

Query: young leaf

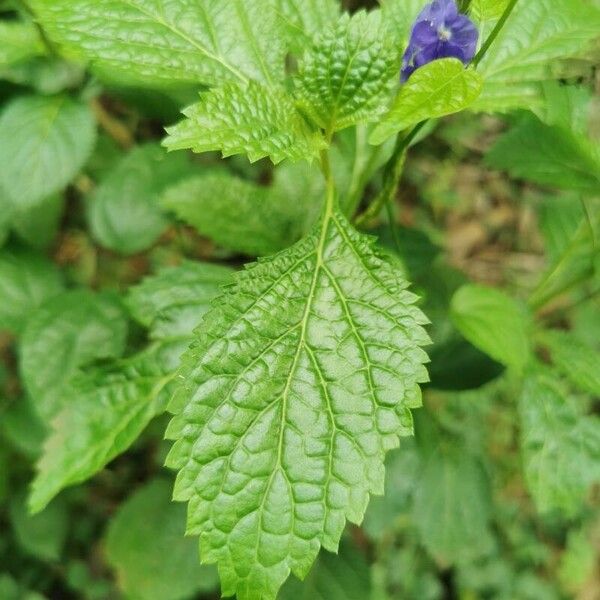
[370,59,483,145]
[451,284,531,372]
[20,290,129,422]
[0,22,45,67]
[105,478,219,600]
[295,11,400,134]
[486,116,600,193]
[473,0,600,112]
[29,349,172,514]
[279,540,371,600]
[540,331,600,398]
[87,144,191,255]
[164,81,325,164]
[519,371,600,514]
[275,0,341,54]
[0,95,96,209]
[0,249,64,335]
[166,203,430,600]
[29,0,286,87]
[469,0,509,22]
[161,171,322,256]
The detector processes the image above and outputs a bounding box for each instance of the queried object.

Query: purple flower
[401,0,479,82]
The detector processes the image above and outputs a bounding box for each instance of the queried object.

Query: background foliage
[0,0,599,598]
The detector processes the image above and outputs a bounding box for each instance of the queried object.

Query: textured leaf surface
[278,540,371,600]
[166,203,429,600]
[540,331,600,397]
[20,290,129,421]
[0,250,64,335]
[105,478,219,600]
[276,0,341,54]
[295,11,399,133]
[519,371,600,514]
[29,350,172,513]
[0,95,96,208]
[0,22,45,67]
[413,443,493,565]
[29,0,286,87]
[87,144,191,254]
[451,284,531,371]
[474,0,600,112]
[370,59,483,145]
[161,169,323,256]
[379,0,426,43]
[164,81,324,164]
[486,115,600,192]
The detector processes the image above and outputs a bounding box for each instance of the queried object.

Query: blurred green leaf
[105,478,219,600]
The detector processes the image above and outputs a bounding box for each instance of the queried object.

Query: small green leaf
[0,21,45,67]
[540,331,600,397]
[20,290,129,421]
[473,0,600,112]
[166,204,429,600]
[105,478,219,600]
[295,11,400,133]
[11,194,65,250]
[519,371,600,514]
[29,349,172,514]
[0,95,96,209]
[87,144,191,255]
[9,494,68,562]
[164,81,325,164]
[469,0,509,22]
[161,171,322,256]
[29,0,286,87]
[451,284,531,371]
[279,540,371,599]
[370,59,483,145]
[486,115,600,192]
[0,249,64,335]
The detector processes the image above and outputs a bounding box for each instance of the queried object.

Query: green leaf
[0,95,96,209]
[20,290,129,421]
[161,170,322,256]
[11,194,65,250]
[279,540,371,600]
[370,59,483,145]
[378,0,426,44]
[29,349,172,513]
[295,11,400,133]
[275,0,341,54]
[87,144,191,255]
[29,0,286,87]
[0,21,45,67]
[473,0,600,112]
[486,115,600,192]
[540,331,600,397]
[469,0,509,22]
[519,371,600,514]
[413,442,493,565]
[9,494,68,562]
[166,202,429,600]
[0,249,64,335]
[105,478,219,600]
[164,81,325,164]
[127,260,233,368]
[451,284,532,371]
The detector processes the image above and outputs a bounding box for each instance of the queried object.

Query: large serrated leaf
[370,59,483,145]
[295,11,400,134]
[519,371,600,515]
[473,0,600,112]
[29,0,286,87]
[164,81,325,164]
[28,349,172,513]
[166,200,429,600]
[0,95,96,209]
